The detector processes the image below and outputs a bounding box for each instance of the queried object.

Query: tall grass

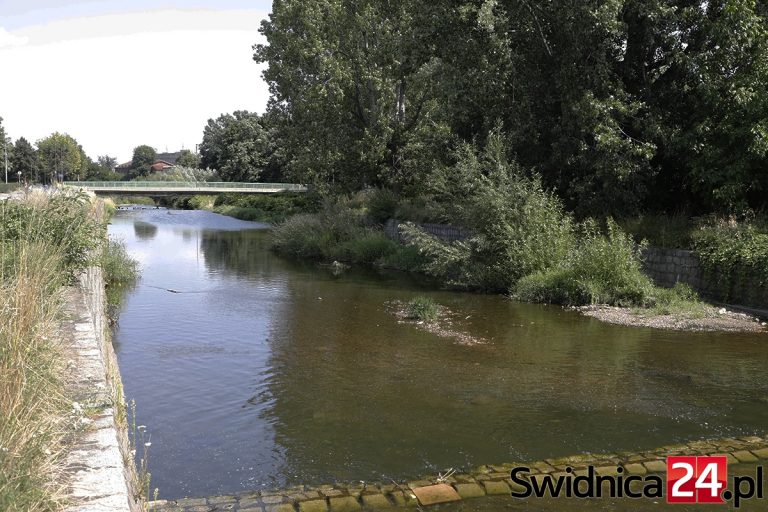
[0,190,105,510]
[0,240,67,511]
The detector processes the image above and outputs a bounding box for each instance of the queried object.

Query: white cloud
[0,27,29,48]
[0,10,270,162]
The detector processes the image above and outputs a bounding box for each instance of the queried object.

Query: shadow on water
[108,209,768,500]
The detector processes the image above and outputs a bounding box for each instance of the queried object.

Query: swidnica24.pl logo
[509,456,764,508]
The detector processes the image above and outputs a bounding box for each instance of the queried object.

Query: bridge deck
[63,181,307,194]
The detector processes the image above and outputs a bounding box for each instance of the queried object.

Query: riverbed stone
[361,493,392,508]
[328,496,361,512]
[321,489,346,498]
[733,450,759,463]
[751,448,768,459]
[299,499,328,512]
[411,484,461,505]
[480,480,510,495]
[595,466,620,476]
[643,460,667,473]
[453,483,486,499]
[407,480,433,489]
[208,495,237,505]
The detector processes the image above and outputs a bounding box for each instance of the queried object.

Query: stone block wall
[384,219,473,244]
[642,247,768,310]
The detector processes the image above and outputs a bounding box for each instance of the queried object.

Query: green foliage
[175,149,201,168]
[212,192,320,223]
[404,131,576,290]
[101,238,139,309]
[0,191,104,276]
[36,132,88,182]
[619,213,696,249]
[135,166,218,182]
[11,137,37,184]
[692,220,768,289]
[365,188,399,225]
[255,0,768,215]
[271,201,397,265]
[131,145,157,177]
[515,220,656,306]
[85,155,120,181]
[200,111,279,182]
[404,297,440,321]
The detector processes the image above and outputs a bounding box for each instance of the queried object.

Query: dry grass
[0,189,105,511]
[0,240,69,511]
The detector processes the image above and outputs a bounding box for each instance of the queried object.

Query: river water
[109,209,768,500]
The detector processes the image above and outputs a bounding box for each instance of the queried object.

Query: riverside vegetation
[0,190,138,511]
[271,132,710,316]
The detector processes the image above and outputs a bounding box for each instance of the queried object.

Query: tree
[131,145,157,177]
[85,155,119,181]
[199,111,276,182]
[0,117,12,181]
[11,137,38,184]
[37,132,88,183]
[176,149,201,168]
[254,0,444,191]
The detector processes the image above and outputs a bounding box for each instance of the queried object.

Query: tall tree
[11,137,37,184]
[199,111,276,182]
[0,117,11,182]
[37,132,88,183]
[85,155,119,181]
[255,0,444,191]
[176,149,201,168]
[131,145,157,177]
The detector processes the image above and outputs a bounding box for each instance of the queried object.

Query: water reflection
[108,210,768,500]
[133,220,158,241]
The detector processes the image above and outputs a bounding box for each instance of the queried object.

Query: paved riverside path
[62,181,308,195]
[150,435,768,511]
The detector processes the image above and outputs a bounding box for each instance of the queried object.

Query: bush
[403,131,575,290]
[692,221,768,288]
[365,188,399,224]
[515,219,656,306]
[0,190,103,277]
[404,297,441,321]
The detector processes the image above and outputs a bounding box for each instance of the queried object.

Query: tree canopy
[36,132,88,183]
[11,137,37,183]
[255,0,768,215]
[131,145,157,177]
[199,111,279,182]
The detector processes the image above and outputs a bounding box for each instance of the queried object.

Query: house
[113,151,185,176]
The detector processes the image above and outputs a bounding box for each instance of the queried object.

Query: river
[109,208,768,500]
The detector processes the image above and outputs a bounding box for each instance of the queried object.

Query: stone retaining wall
[642,247,768,310]
[61,266,141,512]
[150,435,768,512]
[384,219,473,244]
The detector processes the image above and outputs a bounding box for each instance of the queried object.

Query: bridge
[62,181,308,195]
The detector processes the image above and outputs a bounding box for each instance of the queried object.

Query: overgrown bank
[0,190,139,510]
[269,134,765,330]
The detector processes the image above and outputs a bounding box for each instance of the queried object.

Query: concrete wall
[61,266,141,512]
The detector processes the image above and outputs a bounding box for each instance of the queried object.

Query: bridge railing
[63,181,308,192]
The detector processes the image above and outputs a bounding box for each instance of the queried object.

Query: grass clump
[404,297,441,322]
[515,220,655,306]
[271,201,400,265]
[0,190,109,510]
[102,238,140,314]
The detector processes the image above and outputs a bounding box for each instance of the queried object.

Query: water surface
[109,209,768,500]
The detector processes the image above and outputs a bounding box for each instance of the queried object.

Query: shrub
[365,188,399,224]
[692,221,768,288]
[515,219,656,306]
[404,297,441,321]
[334,232,398,264]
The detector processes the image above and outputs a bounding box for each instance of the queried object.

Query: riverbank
[579,305,766,332]
[0,189,140,510]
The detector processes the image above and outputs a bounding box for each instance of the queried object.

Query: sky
[0,1,273,162]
